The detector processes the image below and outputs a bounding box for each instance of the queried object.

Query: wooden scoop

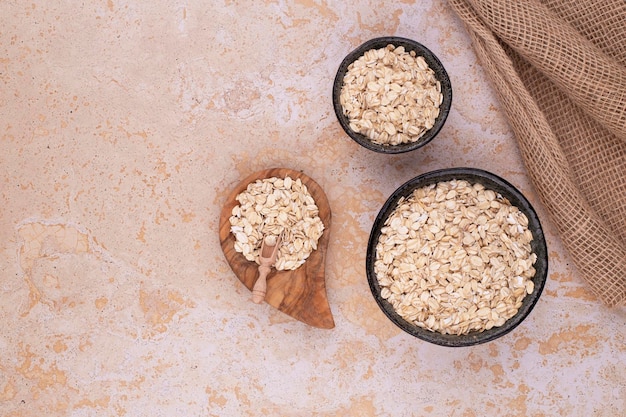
[219,168,334,329]
[251,234,282,304]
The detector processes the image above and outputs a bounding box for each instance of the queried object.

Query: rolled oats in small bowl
[333,37,452,154]
[366,168,548,346]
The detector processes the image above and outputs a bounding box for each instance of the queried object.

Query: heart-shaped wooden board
[219,168,334,329]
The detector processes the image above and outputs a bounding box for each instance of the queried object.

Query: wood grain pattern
[219,168,334,329]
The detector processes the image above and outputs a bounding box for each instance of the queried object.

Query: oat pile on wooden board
[229,176,324,271]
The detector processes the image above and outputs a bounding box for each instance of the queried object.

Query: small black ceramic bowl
[333,37,452,154]
[366,168,548,347]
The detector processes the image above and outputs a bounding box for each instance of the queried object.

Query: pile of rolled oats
[229,176,324,271]
[340,44,443,146]
[374,180,537,335]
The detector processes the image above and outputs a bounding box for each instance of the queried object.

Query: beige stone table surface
[1,1,624,416]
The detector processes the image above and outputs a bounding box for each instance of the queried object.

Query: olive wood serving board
[219,168,334,329]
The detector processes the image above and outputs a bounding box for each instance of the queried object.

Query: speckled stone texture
[1,1,624,416]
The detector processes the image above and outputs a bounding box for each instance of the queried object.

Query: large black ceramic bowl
[366,168,548,346]
[333,37,452,154]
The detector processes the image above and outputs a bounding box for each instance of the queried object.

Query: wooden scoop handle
[252,265,271,303]
[251,234,282,304]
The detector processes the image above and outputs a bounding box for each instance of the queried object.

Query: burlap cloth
[447,0,626,306]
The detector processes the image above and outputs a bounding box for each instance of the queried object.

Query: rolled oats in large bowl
[366,168,548,346]
[333,37,452,154]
